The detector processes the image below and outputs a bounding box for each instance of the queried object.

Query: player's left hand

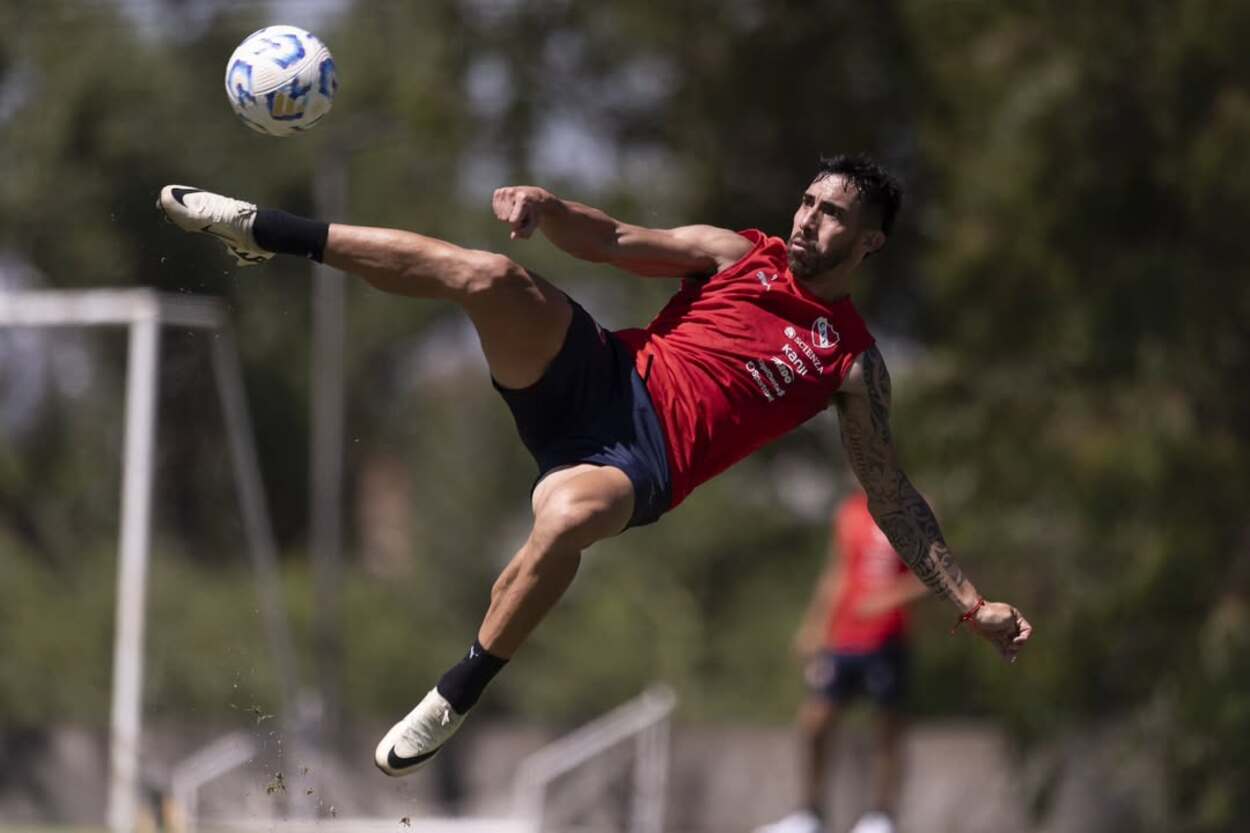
[971,600,1032,662]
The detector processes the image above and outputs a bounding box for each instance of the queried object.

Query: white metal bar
[512,686,676,827]
[107,318,162,833]
[630,719,670,833]
[514,686,676,787]
[0,289,224,329]
[169,732,258,833]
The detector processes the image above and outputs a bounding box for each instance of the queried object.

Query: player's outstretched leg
[374,465,634,776]
[157,184,571,389]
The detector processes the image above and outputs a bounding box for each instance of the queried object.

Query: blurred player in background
[157,155,1030,777]
[758,489,926,833]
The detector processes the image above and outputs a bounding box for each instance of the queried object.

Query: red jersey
[614,230,876,509]
[825,493,911,652]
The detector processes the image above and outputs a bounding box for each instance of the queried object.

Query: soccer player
[157,154,1032,776]
[758,490,927,833]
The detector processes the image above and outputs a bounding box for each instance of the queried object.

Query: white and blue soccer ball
[225,25,338,137]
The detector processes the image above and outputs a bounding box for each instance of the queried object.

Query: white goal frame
[0,289,298,833]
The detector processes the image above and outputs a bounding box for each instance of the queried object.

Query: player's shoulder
[668,225,756,273]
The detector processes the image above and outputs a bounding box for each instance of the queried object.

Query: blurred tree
[0,1,1247,827]
[898,0,1250,827]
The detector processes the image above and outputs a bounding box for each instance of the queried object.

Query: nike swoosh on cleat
[170,187,201,208]
[232,248,269,264]
[386,746,441,771]
[200,225,237,243]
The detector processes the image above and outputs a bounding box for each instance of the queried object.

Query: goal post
[0,289,299,833]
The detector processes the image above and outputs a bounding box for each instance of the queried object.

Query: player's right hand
[972,600,1032,662]
[492,186,550,240]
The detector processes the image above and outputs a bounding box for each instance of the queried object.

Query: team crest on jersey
[811,317,840,350]
[755,270,779,290]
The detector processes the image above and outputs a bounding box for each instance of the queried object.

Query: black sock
[436,640,507,714]
[252,209,330,262]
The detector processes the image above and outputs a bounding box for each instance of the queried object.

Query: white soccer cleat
[753,810,825,833]
[156,185,273,266]
[374,687,467,777]
[848,811,895,833]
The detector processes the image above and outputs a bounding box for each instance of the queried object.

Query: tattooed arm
[834,345,1032,661]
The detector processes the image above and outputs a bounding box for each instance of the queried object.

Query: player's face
[787,174,877,279]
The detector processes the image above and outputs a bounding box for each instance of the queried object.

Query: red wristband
[951,597,986,634]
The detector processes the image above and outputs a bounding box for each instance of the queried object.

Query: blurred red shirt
[825,492,911,652]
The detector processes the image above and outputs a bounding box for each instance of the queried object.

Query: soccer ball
[224,25,339,137]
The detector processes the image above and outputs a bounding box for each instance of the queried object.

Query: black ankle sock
[436,640,507,714]
[252,209,329,262]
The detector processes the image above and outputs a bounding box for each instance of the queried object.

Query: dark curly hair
[814,154,903,236]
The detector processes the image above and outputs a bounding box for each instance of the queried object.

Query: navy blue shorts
[493,299,672,529]
[804,638,909,708]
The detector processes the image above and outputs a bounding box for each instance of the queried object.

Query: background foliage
[1,1,1247,828]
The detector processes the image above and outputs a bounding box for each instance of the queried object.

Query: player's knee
[459,252,529,300]
[533,491,610,551]
[799,700,835,734]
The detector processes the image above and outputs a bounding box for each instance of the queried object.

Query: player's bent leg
[374,465,633,778]
[480,464,634,655]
